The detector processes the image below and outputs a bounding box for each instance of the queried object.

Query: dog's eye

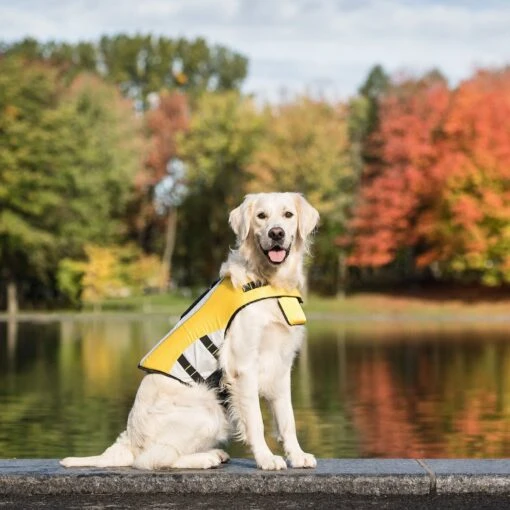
[284,211,294,218]
[257,212,267,220]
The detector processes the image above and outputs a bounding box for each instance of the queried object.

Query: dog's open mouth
[263,245,289,265]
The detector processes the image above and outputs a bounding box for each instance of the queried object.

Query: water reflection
[1,318,509,459]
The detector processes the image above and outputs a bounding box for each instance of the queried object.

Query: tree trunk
[7,279,18,317]
[336,251,348,299]
[159,208,178,292]
[7,317,18,362]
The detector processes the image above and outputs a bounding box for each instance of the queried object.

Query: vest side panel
[139,278,305,378]
[139,279,240,375]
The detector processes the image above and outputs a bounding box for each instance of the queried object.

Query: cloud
[0,0,509,101]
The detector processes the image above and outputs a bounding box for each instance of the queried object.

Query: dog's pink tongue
[268,250,286,263]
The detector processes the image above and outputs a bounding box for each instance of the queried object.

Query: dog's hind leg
[135,448,229,470]
[171,449,230,469]
[132,444,179,470]
[60,431,134,468]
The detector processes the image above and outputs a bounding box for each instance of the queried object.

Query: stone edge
[1,459,510,497]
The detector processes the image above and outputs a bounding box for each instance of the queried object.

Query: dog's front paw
[256,454,287,471]
[287,451,317,469]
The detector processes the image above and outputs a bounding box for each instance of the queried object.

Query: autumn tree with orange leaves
[348,69,510,286]
[429,70,510,285]
[130,92,189,289]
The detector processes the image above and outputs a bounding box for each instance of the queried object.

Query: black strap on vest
[176,334,220,386]
[199,334,219,358]
[177,355,205,384]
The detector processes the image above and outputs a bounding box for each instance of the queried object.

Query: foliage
[175,91,265,285]
[56,259,85,306]
[79,245,125,304]
[348,73,451,268]
[250,97,353,216]
[348,68,510,286]
[348,65,390,173]
[58,244,162,305]
[249,97,354,293]
[144,91,189,183]
[356,65,390,142]
[1,34,248,106]
[131,91,189,254]
[0,56,142,308]
[431,69,510,285]
[0,57,63,288]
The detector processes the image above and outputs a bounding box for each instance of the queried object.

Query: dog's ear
[294,194,320,240]
[229,195,255,242]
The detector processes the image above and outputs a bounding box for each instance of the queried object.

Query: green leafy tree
[249,97,355,294]
[348,65,390,175]
[0,56,142,312]
[175,92,264,285]
[2,35,248,106]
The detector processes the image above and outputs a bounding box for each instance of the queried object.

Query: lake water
[1,317,509,460]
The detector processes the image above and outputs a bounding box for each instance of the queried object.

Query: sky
[1,0,509,101]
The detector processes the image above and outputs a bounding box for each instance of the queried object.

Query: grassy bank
[98,290,510,319]
[305,293,510,316]
[4,289,510,321]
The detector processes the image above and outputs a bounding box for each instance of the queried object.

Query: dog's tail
[60,431,134,468]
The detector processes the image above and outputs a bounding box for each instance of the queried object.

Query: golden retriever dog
[61,192,319,470]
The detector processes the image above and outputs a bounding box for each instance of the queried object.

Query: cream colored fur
[60,192,319,471]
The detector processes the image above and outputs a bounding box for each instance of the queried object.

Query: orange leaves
[348,76,451,268]
[348,68,510,285]
[450,195,484,229]
[144,91,189,184]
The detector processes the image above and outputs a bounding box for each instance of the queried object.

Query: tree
[249,97,354,294]
[1,35,248,106]
[358,65,390,137]
[0,56,142,312]
[175,92,264,286]
[348,67,510,286]
[58,244,162,308]
[349,65,390,169]
[348,73,451,270]
[426,69,510,285]
[132,91,189,290]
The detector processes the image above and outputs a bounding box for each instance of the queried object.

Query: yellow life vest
[138,278,306,385]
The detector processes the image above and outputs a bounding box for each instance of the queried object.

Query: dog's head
[229,192,319,268]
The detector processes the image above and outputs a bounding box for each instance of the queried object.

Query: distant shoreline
[3,310,510,325]
[3,291,510,324]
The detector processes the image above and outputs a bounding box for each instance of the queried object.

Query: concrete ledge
[1,459,510,509]
[425,459,510,495]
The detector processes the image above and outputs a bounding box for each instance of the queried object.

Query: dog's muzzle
[261,228,290,264]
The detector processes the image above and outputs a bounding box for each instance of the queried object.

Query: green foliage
[350,65,390,167]
[357,64,389,134]
[175,92,265,285]
[58,244,163,305]
[250,97,354,218]
[1,34,248,106]
[57,259,84,305]
[249,97,355,293]
[0,56,142,308]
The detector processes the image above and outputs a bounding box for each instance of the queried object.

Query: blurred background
[1,0,510,459]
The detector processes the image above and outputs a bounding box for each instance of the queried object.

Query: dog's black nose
[268,227,285,241]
